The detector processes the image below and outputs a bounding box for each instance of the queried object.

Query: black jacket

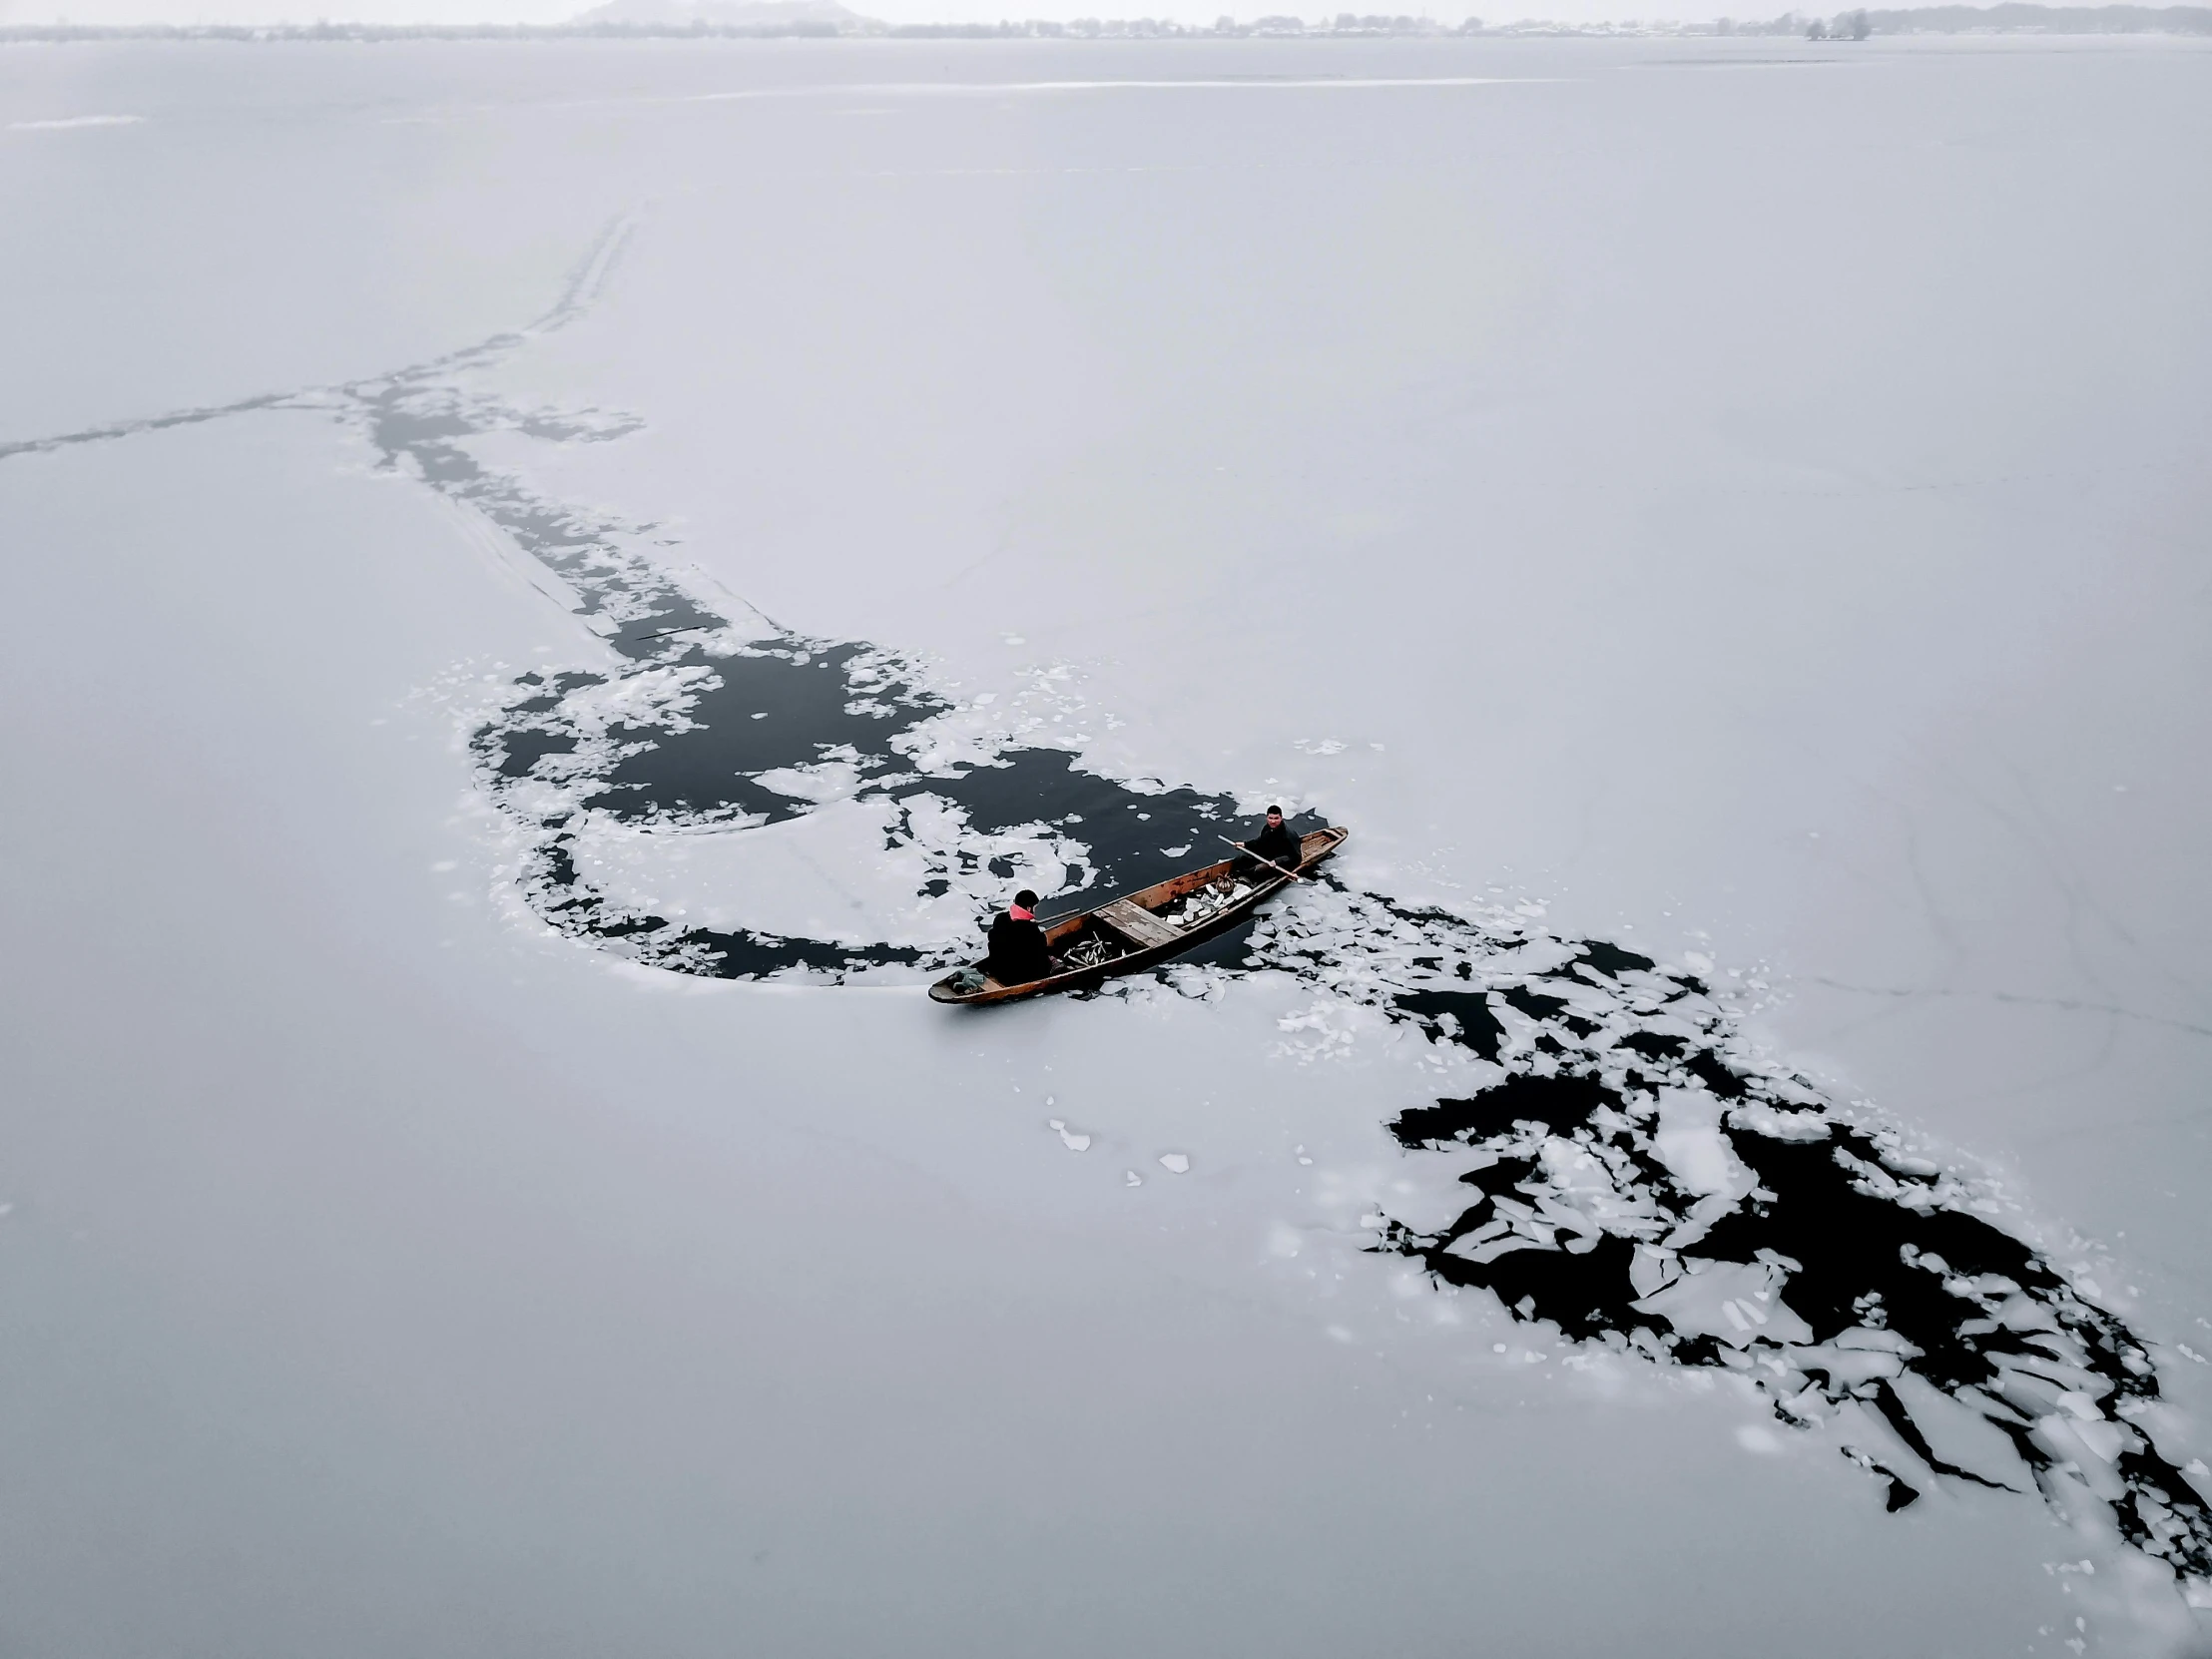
[1246,821,1304,874]
[987,910,1052,984]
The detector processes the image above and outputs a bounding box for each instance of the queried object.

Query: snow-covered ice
[3,29,2210,1659]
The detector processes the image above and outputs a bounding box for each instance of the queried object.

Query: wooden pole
[1217,833,1307,882]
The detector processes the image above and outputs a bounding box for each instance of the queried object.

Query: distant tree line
[0,15,1476,42]
[882,14,1482,33]
[1716,8,1871,35]
[1715,1,2210,31]
[1860,1,2211,28]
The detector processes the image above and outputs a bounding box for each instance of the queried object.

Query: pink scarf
[1009,904,1034,921]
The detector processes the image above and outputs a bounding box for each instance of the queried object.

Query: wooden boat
[928,827,1348,1005]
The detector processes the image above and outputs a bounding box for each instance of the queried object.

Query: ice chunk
[1730,1102,1830,1143]
[2057,1388,2104,1422]
[752,759,865,803]
[1158,1153,1191,1174]
[1652,1087,1744,1199]
[1628,1245,1682,1300]
[1633,1259,1815,1349]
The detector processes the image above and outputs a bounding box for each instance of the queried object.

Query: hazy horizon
[9,0,1506,30]
[7,0,2211,33]
[0,0,2046,35]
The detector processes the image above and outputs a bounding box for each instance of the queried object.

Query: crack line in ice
[1801,978,2212,1042]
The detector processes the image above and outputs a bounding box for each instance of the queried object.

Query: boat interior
[1023,830,1336,979]
[937,829,1342,1000]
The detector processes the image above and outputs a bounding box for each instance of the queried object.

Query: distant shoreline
[4,4,2210,43]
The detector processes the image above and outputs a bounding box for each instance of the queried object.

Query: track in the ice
[9,220,2208,1597]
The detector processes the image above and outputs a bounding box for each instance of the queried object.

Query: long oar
[1033,834,1309,930]
[1217,833,1308,882]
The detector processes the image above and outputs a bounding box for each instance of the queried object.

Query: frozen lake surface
[3,31,2210,1657]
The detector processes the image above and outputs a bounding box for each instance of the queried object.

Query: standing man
[1240,806,1304,877]
[987,887,1052,984]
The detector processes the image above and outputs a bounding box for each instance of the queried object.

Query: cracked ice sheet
[0,434,2085,1659]
[456,35,2212,1372]
[8,33,2212,1659]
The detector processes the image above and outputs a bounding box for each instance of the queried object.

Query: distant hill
[570,0,870,25]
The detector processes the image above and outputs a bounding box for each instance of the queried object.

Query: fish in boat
[927,827,1349,1005]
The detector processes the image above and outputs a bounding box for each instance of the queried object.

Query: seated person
[986,888,1053,984]
[1238,806,1304,877]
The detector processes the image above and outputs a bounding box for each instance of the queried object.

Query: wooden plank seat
[1093,897,1184,952]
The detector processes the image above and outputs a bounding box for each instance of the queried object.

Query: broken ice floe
[1255,887,2212,1590]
